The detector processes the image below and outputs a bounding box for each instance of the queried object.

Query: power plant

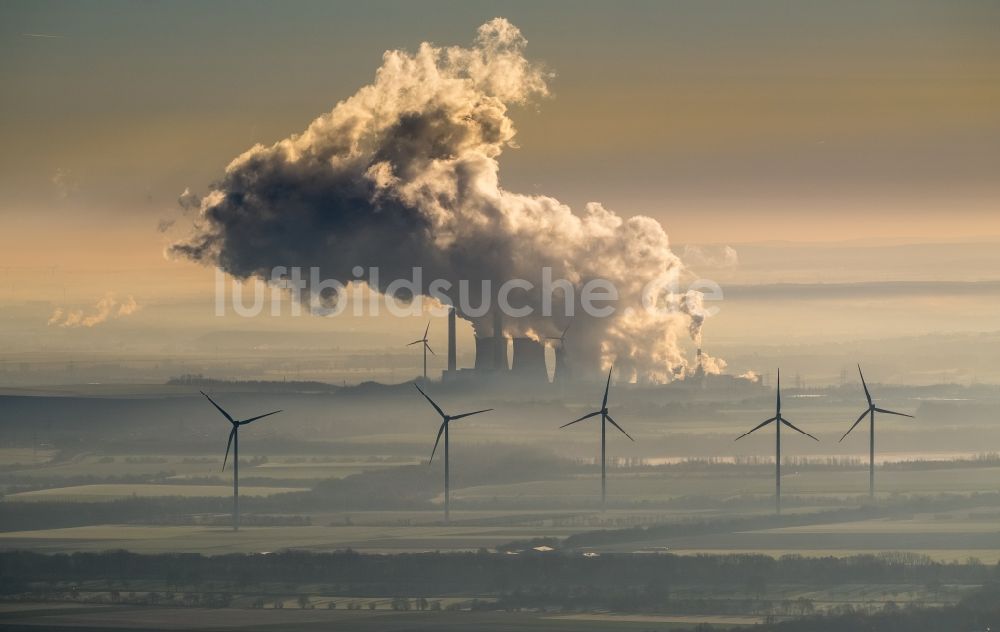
[437,310,757,400]
[510,337,547,380]
[444,309,567,384]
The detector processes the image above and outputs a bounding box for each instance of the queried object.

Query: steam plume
[171,19,716,382]
[48,293,141,328]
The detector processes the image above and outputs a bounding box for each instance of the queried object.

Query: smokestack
[512,338,547,380]
[447,307,456,372]
[694,347,705,379]
[493,308,507,371]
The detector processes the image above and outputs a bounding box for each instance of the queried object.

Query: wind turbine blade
[560,410,601,428]
[222,427,236,471]
[602,367,612,409]
[874,407,914,418]
[424,342,436,356]
[241,410,282,425]
[450,408,493,421]
[605,414,635,442]
[414,383,446,418]
[407,340,423,346]
[424,321,430,339]
[201,391,234,423]
[839,409,870,442]
[858,364,872,406]
[735,416,777,441]
[781,418,820,441]
[428,421,446,464]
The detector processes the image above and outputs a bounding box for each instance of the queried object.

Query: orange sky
[1,2,999,358]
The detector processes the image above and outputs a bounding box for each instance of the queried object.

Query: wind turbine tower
[408,321,435,381]
[414,384,492,523]
[735,370,819,514]
[559,367,634,511]
[201,392,282,531]
[840,364,914,499]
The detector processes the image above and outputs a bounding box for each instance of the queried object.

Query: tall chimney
[447,307,456,372]
[493,308,507,370]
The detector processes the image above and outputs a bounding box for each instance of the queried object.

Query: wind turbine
[408,321,435,381]
[839,364,914,499]
[560,367,634,511]
[735,369,818,514]
[201,391,282,531]
[545,324,570,382]
[414,383,492,523]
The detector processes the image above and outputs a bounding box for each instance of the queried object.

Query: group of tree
[2,549,995,600]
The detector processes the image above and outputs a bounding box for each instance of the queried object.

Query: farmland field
[0,521,590,554]
[1,453,412,483]
[0,448,57,466]
[2,386,999,572]
[0,603,754,631]
[2,505,1000,563]
[4,484,307,502]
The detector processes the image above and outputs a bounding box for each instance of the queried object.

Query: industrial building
[439,307,752,398]
[443,307,554,384]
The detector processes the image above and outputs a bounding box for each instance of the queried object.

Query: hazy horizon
[3,1,1000,389]
[2,7,1000,630]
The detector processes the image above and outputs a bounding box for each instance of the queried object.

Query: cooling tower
[553,345,569,382]
[511,337,547,380]
[474,336,494,371]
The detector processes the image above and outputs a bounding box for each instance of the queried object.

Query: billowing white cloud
[171,18,715,382]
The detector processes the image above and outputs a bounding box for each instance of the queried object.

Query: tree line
[2,550,995,596]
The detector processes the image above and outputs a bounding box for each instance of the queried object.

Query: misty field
[451,465,1000,504]
[0,522,587,554]
[0,603,749,631]
[2,508,999,563]
[0,448,57,466]
[3,385,1000,570]
[5,442,1000,561]
[548,614,765,626]
[5,483,307,502]
[1,453,409,482]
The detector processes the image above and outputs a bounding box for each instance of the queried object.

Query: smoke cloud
[48,293,141,328]
[171,18,716,382]
[177,187,200,213]
[681,245,739,270]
